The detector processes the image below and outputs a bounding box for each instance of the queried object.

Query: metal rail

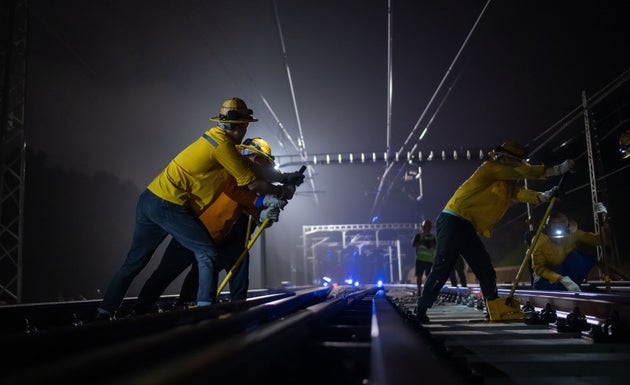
[386,284,630,384]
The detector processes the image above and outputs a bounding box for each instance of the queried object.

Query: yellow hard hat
[238,137,274,163]
[210,98,258,123]
[489,141,527,160]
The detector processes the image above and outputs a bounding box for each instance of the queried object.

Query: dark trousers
[179,215,251,302]
[418,212,498,310]
[533,251,595,290]
[415,260,433,293]
[134,214,251,313]
[449,256,467,287]
[100,189,218,313]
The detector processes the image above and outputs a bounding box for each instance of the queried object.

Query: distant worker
[412,220,436,294]
[531,205,606,292]
[449,256,467,287]
[96,98,298,319]
[134,138,296,312]
[416,141,575,323]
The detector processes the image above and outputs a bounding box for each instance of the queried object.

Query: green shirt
[413,233,436,262]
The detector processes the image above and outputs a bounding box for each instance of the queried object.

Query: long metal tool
[216,218,270,298]
[216,166,307,299]
[487,175,566,321]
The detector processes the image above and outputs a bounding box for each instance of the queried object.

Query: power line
[370,0,493,218]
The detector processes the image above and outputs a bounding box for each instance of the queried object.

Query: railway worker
[97,99,299,319]
[133,138,299,313]
[531,207,606,292]
[416,141,575,323]
[412,220,436,294]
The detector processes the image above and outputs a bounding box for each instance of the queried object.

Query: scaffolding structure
[301,223,421,285]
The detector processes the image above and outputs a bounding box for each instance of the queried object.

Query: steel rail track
[3,284,630,384]
[385,284,630,384]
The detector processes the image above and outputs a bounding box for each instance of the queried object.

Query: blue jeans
[99,189,218,313]
[134,214,251,313]
[418,212,498,310]
[533,251,595,291]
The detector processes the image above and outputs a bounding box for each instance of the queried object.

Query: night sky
[21,0,630,301]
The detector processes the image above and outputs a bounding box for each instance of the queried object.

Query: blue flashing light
[345,278,354,285]
[323,282,328,287]
[377,280,383,287]
[371,214,379,223]
[354,281,360,287]
[322,276,332,283]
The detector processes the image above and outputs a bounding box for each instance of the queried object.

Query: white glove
[262,195,288,209]
[539,186,559,202]
[280,185,296,200]
[545,159,575,177]
[260,207,280,222]
[595,202,607,216]
[560,276,581,292]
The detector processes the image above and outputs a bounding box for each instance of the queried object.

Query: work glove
[539,186,559,203]
[559,276,582,292]
[282,171,305,186]
[280,184,296,200]
[260,207,280,223]
[262,195,288,209]
[545,159,575,177]
[595,202,607,216]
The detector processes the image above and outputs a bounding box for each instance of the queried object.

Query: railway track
[387,285,630,385]
[1,284,629,384]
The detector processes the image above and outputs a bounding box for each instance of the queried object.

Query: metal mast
[0,0,27,304]
[581,91,604,264]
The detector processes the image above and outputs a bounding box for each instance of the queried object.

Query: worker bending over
[531,206,606,292]
[416,141,574,323]
[134,138,297,312]
[97,98,299,319]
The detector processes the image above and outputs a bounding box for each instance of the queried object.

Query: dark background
[19,0,630,301]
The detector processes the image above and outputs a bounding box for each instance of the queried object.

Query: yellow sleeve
[513,187,543,204]
[576,229,600,247]
[214,142,256,187]
[531,236,563,284]
[483,161,547,181]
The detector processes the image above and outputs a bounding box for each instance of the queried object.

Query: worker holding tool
[531,206,607,292]
[133,137,303,313]
[412,220,436,294]
[416,141,575,323]
[97,99,299,319]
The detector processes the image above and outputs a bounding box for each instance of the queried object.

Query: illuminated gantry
[301,223,422,286]
[276,148,488,167]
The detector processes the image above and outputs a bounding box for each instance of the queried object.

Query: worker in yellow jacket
[416,141,574,323]
[531,208,605,292]
[97,99,299,319]
[133,138,294,312]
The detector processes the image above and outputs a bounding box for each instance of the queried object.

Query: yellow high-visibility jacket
[444,160,546,237]
[148,127,256,215]
[531,230,599,284]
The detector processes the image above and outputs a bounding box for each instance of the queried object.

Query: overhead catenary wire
[527,68,630,157]
[370,0,493,217]
[272,0,318,204]
[259,93,319,203]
